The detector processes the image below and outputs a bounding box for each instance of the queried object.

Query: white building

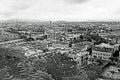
[75,51,89,67]
[24,49,43,57]
[92,43,114,61]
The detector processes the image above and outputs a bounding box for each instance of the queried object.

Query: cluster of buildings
[1,21,120,80]
[17,23,120,69]
[92,43,118,61]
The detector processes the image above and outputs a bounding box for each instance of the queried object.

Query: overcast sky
[0,0,120,21]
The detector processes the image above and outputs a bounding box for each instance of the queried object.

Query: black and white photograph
[0,0,120,80]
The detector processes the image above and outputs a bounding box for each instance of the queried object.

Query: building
[75,51,89,68]
[46,29,67,42]
[100,33,120,44]
[24,50,43,57]
[53,43,68,49]
[72,41,93,51]
[67,34,80,39]
[92,43,115,61]
[55,48,73,55]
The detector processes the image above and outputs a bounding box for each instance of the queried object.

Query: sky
[0,0,120,21]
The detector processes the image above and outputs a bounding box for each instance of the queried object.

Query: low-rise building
[25,49,43,57]
[53,43,68,49]
[92,43,114,61]
[47,30,66,42]
[75,51,89,68]
[56,48,73,54]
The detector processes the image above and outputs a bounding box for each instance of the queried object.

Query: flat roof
[96,43,114,48]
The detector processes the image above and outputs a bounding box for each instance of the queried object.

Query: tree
[0,67,11,80]
[0,47,23,68]
[45,52,78,80]
[83,63,102,80]
[113,50,119,57]
[73,37,77,43]
[69,42,72,47]
[79,35,83,40]
[13,57,54,80]
[118,46,120,52]
[86,47,92,56]
[0,47,24,79]
[96,57,103,65]
[109,57,118,63]
[110,71,115,79]
[28,70,54,80]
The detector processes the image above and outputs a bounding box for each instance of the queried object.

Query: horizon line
[1,19,120,22]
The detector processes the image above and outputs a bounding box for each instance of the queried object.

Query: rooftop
[76,51,89,57]
[67,34,80,38]
[96,43,114,48]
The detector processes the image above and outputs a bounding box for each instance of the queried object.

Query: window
[93,47,114,52]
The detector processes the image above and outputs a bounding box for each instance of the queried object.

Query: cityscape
[1,0,120,80]
[0,20,120,80]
